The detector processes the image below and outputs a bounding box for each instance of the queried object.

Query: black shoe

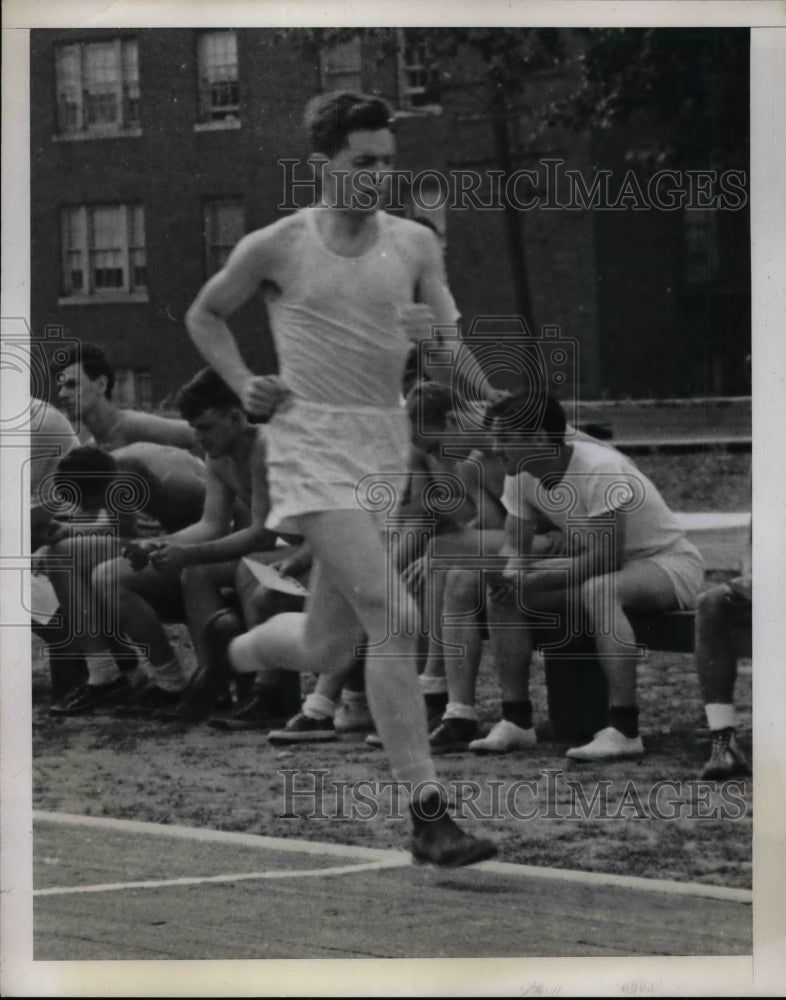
[179,608,244,724]
[114,681,184,718]
[700,728,750,780]
[409,798,498,867]
[428,717,478,754]
[209,690,284,731]
[424,693,449,733]
[268,711,336,744]
[49,676,131,717]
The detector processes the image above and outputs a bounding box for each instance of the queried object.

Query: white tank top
[266,208,421,408]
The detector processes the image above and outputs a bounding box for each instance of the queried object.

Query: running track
[33,812,751,962]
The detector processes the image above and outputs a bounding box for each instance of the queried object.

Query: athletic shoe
[364,731,383,748]
[114,681,184,718]
[468,719,537,754]
[700,728,750,780]
[49,676,131,717]
[429,717,478,754]
[179,608,244,724]
[410,799,498,867]
[209,691,278,731]
[268,712,336,744]
[334,699,375,733]
[565,726,644,762]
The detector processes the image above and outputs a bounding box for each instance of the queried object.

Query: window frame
[395,29,442,116]
[195,29,241,127]
[54,37,142,140]
[59,203,148,305]
[202,198,246,279]
[319,36,363,93]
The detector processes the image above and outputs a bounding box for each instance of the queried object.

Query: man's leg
[566,561,675,761]
[695,584,751,778]
[467,583,539,754]
[428,568,484,752]
[44,536,135,714]
[91,556,188,714]
[229,509,496,865]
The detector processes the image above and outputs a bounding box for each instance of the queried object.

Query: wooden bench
[541,512,751,742]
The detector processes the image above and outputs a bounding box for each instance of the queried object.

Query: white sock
[419,675,448,695]
[85,654,122,686]
[302,692,335,720]
[705,703,736,731]
[443,701,477,722]
[148,657,186,693]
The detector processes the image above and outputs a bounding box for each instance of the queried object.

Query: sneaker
[114,681,184,718]
[565,726,644,762]
[365,731,383,748]
[49,676,131,717]
[700,729,750,780]
[410,801,498,867]
[268,712,336,744]
[429,718,478,754]
[209,689,288,731]
[334,699,375,733]
[179,608,244,724]
[469,719,537,754]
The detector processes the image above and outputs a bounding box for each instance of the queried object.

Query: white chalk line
[34,810,752,905]
[34,858,410,897]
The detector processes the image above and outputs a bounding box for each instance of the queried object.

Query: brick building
[29,27,750,405]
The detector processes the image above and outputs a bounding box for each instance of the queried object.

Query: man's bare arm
[185,229,289,416]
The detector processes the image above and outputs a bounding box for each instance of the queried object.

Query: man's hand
[121,539,162,572]
[398,304,436,345]
[241,375,291,419]
[486,567,517,607]
[148,542,193,574]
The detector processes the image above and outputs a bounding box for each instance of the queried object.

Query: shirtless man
[52,341,196,452]
[185,90,498,865]
[101,366,301,719]
[44,442,206,714]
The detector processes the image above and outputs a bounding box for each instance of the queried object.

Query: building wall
[29,28,749,404]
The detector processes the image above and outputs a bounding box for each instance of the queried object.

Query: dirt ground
[31,450,753,890]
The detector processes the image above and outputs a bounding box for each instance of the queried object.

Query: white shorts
[635,538,706,610]
[265,399,411,532]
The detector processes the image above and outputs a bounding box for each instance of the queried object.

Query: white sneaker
[566,726,644,761]
[468,719,537,754]
[334,699,374,733]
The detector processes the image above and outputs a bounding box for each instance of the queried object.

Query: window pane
[55,45,82,131]
[198,31,239,119]
[321,38,362,92]
[204,200,244,275]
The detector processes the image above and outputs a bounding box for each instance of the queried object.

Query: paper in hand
[242,556,309,597]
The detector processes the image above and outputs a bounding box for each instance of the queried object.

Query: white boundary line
[34,810,752,905]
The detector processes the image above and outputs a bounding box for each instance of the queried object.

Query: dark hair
[405,379,454,428]
[485,389,567,442]
[54,445,117,509]
[304,91,393,158]
[175,367,242,421]
[51,342,115,399]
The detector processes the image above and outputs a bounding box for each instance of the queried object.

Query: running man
[186,91,498,865]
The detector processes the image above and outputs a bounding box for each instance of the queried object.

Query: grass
[30,450,752,889]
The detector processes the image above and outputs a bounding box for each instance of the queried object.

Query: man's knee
[697,584,732,622]
[444,568,481,610]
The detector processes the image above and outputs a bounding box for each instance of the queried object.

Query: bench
[541,511,752,742]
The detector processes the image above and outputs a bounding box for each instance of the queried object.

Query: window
[197,31,239,123]
[60,204,147,300]
[55,38,140,136]
[320,37,362,92]
[397,30,441,112]
[685,209,719,285]
[203,200,245,276]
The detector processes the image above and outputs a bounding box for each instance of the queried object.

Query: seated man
[111,366,301,719]
[43,442,207,714]
[481,389,706,761]
[52,341,197,452]
[694,514,751,779]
